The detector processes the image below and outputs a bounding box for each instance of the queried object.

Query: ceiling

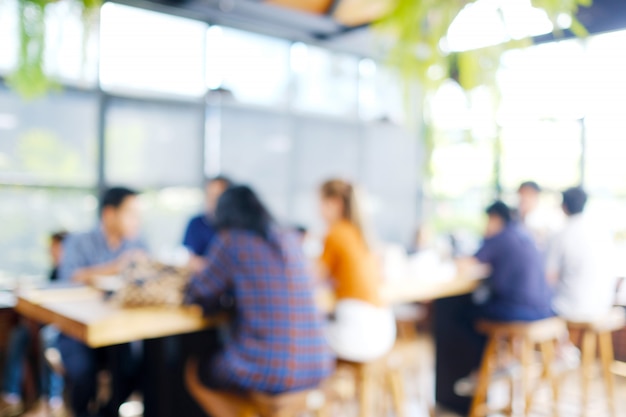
[112,0,626,56]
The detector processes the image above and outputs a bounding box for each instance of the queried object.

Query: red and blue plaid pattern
[185,229,334,394]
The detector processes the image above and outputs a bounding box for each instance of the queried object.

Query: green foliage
[8,0,100,99]
[375,0,592,96]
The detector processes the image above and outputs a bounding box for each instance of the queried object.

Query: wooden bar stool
[185,359,329,417]
[469,317,567,417]
[568,308,626,417]
[337,355,406,417]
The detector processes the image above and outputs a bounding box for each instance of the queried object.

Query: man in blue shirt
[182,176,232,273]
[473,201,554,321]
[58,187,147,417]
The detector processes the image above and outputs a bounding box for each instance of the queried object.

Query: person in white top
[518,181,563,252]
[546,187,618,321]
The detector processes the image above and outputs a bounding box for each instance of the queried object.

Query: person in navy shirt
[473,201,554,322]
[183,176,232,273]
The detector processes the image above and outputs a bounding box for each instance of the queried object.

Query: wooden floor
[326,336,626,417]
[403,336,626,417]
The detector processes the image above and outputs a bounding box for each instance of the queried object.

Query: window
[584,30,626,195]
[0,0,18,74]
[105,98,204,188]
[218,107,292,220]
[358,59,405,123]
[362,123,420,243]
[292,44,359,117]
[0,187,96,283]
[0,0,98,84]
[0,87,98,186]
[99,3,206,97]
[206,26,290,106]
[499,120,582,191]
[139,187,203,262]
[291,116,360,225]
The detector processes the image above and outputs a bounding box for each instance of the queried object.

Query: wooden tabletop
[15,287,224,348]
[16,270,484,348]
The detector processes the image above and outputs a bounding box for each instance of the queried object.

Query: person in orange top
[318,179,396,362]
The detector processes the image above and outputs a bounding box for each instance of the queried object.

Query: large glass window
[105,98,204,188]
[358,59,405,124]
[206,26,291,106]
[0,187,96,283]
[0,87,98,186]
[218,106,292,220]
[499,120,582,191]
[99,3,206,97]
[292,44,359,117]
[0,0,18,74]
[291,116,360,226]
[139,187,204,262]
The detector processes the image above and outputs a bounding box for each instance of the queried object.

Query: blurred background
[1,0,626,285]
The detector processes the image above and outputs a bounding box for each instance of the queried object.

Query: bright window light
[447,0,553,52]
[206,26,291,105]
[99,3,207,97]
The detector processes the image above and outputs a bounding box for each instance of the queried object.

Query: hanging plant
[375,0,592,96]
[7,0,101,99]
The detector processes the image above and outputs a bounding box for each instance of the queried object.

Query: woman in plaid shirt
[185,185,334,407]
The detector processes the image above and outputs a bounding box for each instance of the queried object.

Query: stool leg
[521,337,534,416]
[469,336,498,417]
[358,366,374,417]
[598,331,617,417]
[387,369,406,417]
[539,339,559,417]
[581,330,597,417]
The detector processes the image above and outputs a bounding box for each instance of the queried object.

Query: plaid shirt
[185,229,334,394]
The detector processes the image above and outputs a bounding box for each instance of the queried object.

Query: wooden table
[15,286,224,348]
[16,274,484,348]
[15,274,485,417]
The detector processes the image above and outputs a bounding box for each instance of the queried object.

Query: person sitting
[184,185,334,417]
[455,201,555,397]
[57,187,147,417]
[0,233,67,417]
[317,179,396,363]
[547,187,618,321]
[472,201,554,322]
[517,181,563,252]
[182,176,232,274]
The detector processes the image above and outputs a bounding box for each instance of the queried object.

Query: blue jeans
[1,323,64,400]
[58,335,140,417]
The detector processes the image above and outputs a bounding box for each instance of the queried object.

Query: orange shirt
[320,221,382,306]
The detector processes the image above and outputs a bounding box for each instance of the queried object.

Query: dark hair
[99,187,138,216]
[214,185,274,240]
[206,175,233,189]
[518,181,541,193]
[486,201,513,224]
[562,187,587,215]
[50,231,68,243]
[294,225,308,236]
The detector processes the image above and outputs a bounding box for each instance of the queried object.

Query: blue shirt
[59,227,147,282]
[475,223,553,319]
[182,215,217,257]
[185,228,334,394]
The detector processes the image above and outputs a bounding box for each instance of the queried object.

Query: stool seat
[185,359,329,417]
[567,307,626,333]
[566,307,625,417]
[477,317,567,342]
[249,388,328,416]
[470,317,565,417]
